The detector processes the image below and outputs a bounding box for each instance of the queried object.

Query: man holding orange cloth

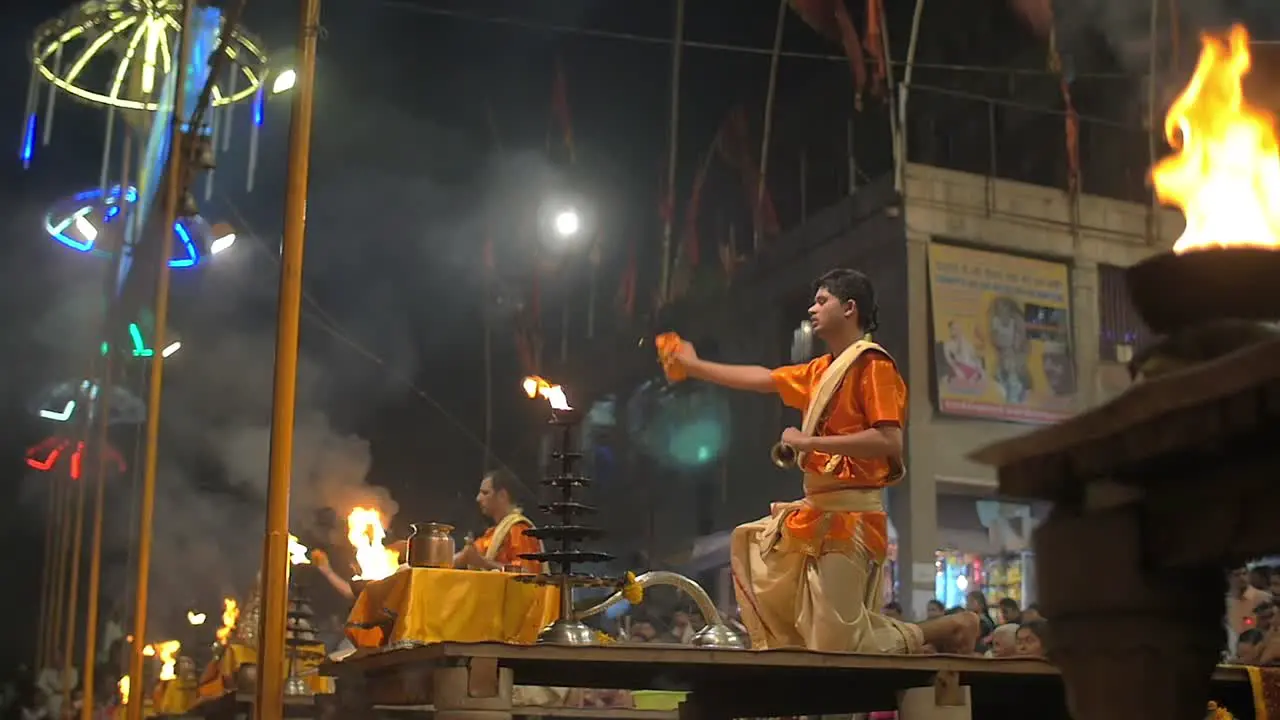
[657,268,978,655]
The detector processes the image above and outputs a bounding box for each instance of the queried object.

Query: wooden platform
[323,642,1259,719]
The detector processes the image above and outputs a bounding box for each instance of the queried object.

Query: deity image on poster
[928,243,1076,424]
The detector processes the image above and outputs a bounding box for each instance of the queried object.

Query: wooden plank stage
[323,642,1258,719]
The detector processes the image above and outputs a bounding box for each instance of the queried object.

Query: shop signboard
[928,242,1076,424]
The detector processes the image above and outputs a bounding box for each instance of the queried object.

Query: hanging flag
[681,152,714,271]
[788,0,869,100]
[716,107,780,239]
[616,242,637,320]
[1047,13,1080,196]
[865,0,887,90]
[550,58,576,165]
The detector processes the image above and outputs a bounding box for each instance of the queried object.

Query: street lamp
[553,208,581,238]
[271,69,297,95]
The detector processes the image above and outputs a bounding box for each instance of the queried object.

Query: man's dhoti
[729,475,923,653]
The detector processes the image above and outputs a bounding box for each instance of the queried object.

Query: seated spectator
[925,599,945,620]
[986,624,1019,658]
[997,598,1022,625]
[1022,603,1044,622]
[1238,629,1266,665]
[1256,602,1276,633]
[883,601,904,621]
[1016,620,1049,658]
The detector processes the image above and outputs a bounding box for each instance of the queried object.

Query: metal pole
[82,133,130,720]
[895,0,927,193]
[125,0,193,715]
[35,473,61,671]
[754,0,787,249]
[255,0,320,715]
[878,2,901,192]
[1146,0,1161,245]
[482,288,492,473]
[61,445,89,714]
[658,0,685,304]
[50,472,74,675]
[78,355,113,720]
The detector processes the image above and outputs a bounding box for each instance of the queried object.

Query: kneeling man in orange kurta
[454,470,544,573]
[659,268,978,654]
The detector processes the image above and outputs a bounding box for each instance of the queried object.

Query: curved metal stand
[577,571,745,649]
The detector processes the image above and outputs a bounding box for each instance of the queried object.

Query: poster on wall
[928,242,1076,424]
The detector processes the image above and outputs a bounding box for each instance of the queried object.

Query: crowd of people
[883,592,1049,658]
[1227,564,1280,665]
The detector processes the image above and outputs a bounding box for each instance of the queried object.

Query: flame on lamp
[187,611,206,626]
[118,675,129,706]
[288,535,311,566]
[522,375,572,411]
[215,597,238,645]
[347,507,401,581]
[145,640,181,681]
[1152,24,1280,253]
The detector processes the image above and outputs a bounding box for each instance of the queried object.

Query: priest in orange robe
[658,268,978,654]
[454,470,544,573]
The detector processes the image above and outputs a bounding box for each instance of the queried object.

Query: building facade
[567,162,1184,619]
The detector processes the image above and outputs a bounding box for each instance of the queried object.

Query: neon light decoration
[28,0,267,113]
[26,436,127,481]
[31,379,146,426]
[44,185,215,268]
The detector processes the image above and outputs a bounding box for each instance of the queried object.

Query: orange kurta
[771,350,906,488]
[770,350,905,562]
[474,521,542,573]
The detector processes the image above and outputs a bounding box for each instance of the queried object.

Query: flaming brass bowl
[1126,248,1280,334]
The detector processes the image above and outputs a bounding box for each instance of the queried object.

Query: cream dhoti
[730,474,922,653]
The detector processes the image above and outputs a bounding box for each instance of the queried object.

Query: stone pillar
[1070,259,1099,410]
[1035,499,1224,720]
[899,231,941,620]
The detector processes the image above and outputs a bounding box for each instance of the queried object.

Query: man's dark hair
[813,268,879,332]
[998,597,1021,614]
[484,469,519,500]
[1240,629,1266,645]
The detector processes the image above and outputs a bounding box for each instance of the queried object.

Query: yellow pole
[125,0,193,715]
[255,0,320,716]
[62,451,89,713]
[80,355,114,720]
[35,472,61,671]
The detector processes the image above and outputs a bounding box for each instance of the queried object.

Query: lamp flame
[118,675,129,705]
[215,597,238,645]
[347,507,401,581]
[288,534,311,566]
[1152,24,1280,253]
[187,611,206,626]
[522,375,572,411]
[145,640,181,681]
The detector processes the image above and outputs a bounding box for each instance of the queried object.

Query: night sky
[1,0,1274,672]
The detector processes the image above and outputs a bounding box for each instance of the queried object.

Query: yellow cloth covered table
[194,642,327,702]
[346,567,559,648]
[153,679,196,715]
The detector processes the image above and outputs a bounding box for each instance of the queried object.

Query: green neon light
[129,323,154,357]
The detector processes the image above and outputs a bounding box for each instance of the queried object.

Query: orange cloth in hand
[655,332,688,382]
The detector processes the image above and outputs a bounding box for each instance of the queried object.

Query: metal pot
[407,522,455,568]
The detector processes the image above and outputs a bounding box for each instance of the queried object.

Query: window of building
[1098,264,1151,363]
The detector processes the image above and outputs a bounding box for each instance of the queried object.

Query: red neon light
[25,436,127,479]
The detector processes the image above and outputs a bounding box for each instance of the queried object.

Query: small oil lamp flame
[522,375,572,411]
[118,675,129,705]
[215,597,238,645]
[186,611,206,626]
[288,534,311,566]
